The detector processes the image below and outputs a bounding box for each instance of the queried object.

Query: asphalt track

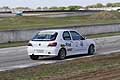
[0,12,96,18]
[0,45,120,72]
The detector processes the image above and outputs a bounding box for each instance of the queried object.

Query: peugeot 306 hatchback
[27,29,96,60]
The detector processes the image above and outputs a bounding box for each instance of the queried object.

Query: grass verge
[0,11,120,30]
[86,32,120,38]
[0,53,120,80]
[0,41,27,48]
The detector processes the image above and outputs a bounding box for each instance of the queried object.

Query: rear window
[32,32,58,41]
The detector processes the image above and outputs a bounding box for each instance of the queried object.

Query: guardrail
[0,23,120,43]
[23,10,103,13]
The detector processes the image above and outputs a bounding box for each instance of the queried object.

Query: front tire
[88,45,95,55]
[30,55,39,60]
[57,49,66,60]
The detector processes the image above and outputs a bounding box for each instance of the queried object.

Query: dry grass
[89,11,120,19]
[0,53,120,80]
[0,11,120,30]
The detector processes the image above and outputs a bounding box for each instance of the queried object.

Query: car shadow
[38,54,90,61]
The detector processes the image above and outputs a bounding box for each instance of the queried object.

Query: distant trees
[2,2,119,11]
[37,7,42,10]
[2,6,10,10]
[1,6,11,11]
[41,3,120,11]
[106,3,113,7]
[37,7,49,10]
[49,6,59,10]
[2,6,10,9]
[67,6,82,10]
[43,7,48,10]
[49,6,81,10]
[58,7,66,10]
[107,3,120,7]
[86,3,104,8]
[36,3,120,11]
[114,3,120,7]
[96,3,104,8]
[87,2,120,8]
[15,7,31,10]
[36,6,82,10]
[49,6,67,10]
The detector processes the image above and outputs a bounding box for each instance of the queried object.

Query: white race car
[27,29,96,60]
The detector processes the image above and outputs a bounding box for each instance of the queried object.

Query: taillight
[48,42,57,47]
[28,43,32,46]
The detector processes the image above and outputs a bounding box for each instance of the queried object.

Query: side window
[63,31,71,40]
[70,31,82,40]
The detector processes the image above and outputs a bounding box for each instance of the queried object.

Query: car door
[70,31,81,54]
[70,31,87,54]
[79,34,88,53]
[62,31,74,56]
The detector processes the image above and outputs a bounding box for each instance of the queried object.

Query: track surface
[0,45,120,71]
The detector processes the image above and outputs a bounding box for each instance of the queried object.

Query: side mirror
[84,37,87,39]
[81,37,87,40]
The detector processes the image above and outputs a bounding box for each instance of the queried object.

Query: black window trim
[32,32,58,41]
[70,31,85,40]
[62,31,71,40]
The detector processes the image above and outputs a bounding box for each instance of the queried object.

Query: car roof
[39,29,74,33]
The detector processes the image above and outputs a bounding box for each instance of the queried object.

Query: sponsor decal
[66,43,71,47]
[67,48,72,51]
[61,44,65,48]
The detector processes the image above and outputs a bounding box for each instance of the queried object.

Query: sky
[0,0,120,8]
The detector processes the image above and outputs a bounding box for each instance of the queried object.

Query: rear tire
[57,49,66,60]
[88,45,95,55]
[30,55,39,60]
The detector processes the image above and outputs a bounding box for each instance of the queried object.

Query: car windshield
[32,31,58,41]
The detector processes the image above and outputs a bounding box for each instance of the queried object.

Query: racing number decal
[66,43,72,51]
[67,48,72,51]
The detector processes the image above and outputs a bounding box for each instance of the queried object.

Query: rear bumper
[27,47,59,56]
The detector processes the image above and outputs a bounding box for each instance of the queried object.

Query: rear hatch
[29,31,58,48]
[30,41,51,48]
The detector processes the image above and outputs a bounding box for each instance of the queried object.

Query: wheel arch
[90,44,95,47]
[59,48,67,55]
[57,47,67,60]
[88,44,96,54]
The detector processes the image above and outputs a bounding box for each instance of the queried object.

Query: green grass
[0,41,27,48]
[0,53,120,80]
[0,14,120,30]
[86,32,120,38]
